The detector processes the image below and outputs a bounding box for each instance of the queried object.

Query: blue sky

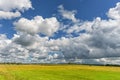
[1,0,120,64]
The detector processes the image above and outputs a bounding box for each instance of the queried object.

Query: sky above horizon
[0,0,120,64]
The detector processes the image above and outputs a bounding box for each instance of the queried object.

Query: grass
[0,64,120,80]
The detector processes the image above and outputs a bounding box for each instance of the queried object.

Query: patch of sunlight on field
[0,64,120,80]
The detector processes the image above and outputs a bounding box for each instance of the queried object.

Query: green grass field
[0,64,120,80]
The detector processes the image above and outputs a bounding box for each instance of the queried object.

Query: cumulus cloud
[55,18,120,59]
[1,2,120,64]
[13,34,37,46]
[14,16,60,36]
[0,34,50,63]
[0,34,11,49]
[0,11,21,19]
[0,0,32,19]
[107,2,120,19]
[47,3,120,61]
[58,5,79,23]
[0,0,32,11]
[74,57,120,65]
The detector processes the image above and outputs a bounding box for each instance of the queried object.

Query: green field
[0,64,120,80]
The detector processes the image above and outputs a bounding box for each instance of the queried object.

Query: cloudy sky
[1,0,120,64]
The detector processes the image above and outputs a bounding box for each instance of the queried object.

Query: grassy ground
[0,64,120,80]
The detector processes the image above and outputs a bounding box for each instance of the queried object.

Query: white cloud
[0,11,21,19]
[0,0,32,19]
[47,2,120,61]
[58,5,79,23]
[1,2,120,64]
[0,34,11,49]
[0,33,50,63]
[107,2,120,19]
[0,0,32,11]
[14,16,60,36]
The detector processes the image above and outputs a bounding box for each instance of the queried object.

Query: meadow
[0,64,120,80]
